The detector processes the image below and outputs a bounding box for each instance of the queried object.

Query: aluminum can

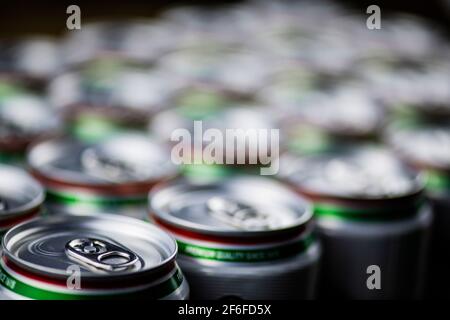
[386,121,450,298]
[0,83,61,164]
[150,176,321,300]
[0,214,189,300]
[62,20,177,67]
[158,42,272,97]
[48,59,180,142]
[150,84,276,181]
[0,165,44,238]
[280,146,432,299]
[27,133,177,219]
[0,36,61,88]
[278,87,384,156]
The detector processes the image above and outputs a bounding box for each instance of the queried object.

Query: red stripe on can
[151,215,309,246]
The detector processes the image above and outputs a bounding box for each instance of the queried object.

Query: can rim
[27,137,179,195]
[149,177,314,240]
[385,121,450,172]
[279,150,426,202]
[0,165,45,220]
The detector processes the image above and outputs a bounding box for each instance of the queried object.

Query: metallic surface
[150,176,320,299]
[0,214,189,300]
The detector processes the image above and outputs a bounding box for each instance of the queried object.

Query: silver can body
[0,271,190,301]
[150,176,321,300]
[385,122,450,298]
[279,146,431,299]
[178,241,321,300]
[317,205,432,299]
[426,193,450,298]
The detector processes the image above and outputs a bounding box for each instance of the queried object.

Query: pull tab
[82,149,138,182]
[0,198,8,212]
[65,238,139,272]
[206,197,276,231]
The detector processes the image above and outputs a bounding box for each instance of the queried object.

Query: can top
[14,37,62,80]
[387,123,450,171]
[158,41,248,81]
[49,60,177,113]
[2,214,177,278]
[288,87,383,137]
[0,165,44,219]
[151,176,312,237]
[28,133,176,186]
[151,85,274,146]
[0,36,61,80]
[281,146,424,200]
[62,20,176,66]
[0,93,61,139]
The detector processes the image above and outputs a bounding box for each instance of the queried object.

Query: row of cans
[0,131,445,299]
[0,1,449,148]
[0,0,449,300]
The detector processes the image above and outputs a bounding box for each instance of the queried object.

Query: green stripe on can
[0,151,25,165]
[0,262,183,300]
[69,116,127,143]
[46,189,147,207]
[314,200,424,222]
[425,170,450,192]
[177,236,313,263]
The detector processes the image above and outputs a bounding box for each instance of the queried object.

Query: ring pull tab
[81,148,141,182]
[206,197,276,231]
[65,238,139,272]
[0,198,8,212]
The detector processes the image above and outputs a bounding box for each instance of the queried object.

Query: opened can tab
[65,238,139,272]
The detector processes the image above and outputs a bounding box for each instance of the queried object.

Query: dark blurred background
[0,0,448,37]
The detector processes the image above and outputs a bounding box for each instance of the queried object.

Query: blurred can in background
[386,121,450,298]
[278,87,385,155]
[62,20,178,68]
[159,41,273,98]
[256,62,322,113]
[150,176,321,300]
[0,165,44,239]
[49,59,181,142]
[27,133,177,219]
[150,84,277,182]
[0,214,189,300]
[0,81,61,165]
[0,36,61,89]
[280,146,431,299]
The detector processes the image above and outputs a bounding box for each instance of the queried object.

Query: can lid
[292,87,383,137]
[0,94,61,138]
[14,37,61,79]
[0,165,44,219]
[281,146,424,200]
[28,133,177,187]
[387,123,450,171]
[2,214,177,278]
[151,176,312,238]
[49,59,176,116]
[80,133,176,183]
